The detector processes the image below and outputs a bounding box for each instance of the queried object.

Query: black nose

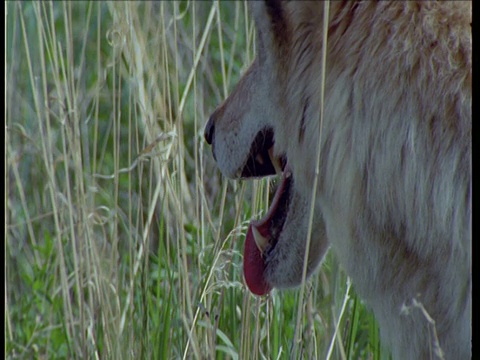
[204,115,215,145]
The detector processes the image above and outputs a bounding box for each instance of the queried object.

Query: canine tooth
[252,225,269,253]
[256,154,264,165]
[268,147,282,174]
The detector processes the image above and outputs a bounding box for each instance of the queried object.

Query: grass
[5,1,390,359]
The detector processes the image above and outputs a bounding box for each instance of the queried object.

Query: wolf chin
[204,1,471,358]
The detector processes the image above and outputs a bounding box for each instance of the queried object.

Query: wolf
[204,1,471,358]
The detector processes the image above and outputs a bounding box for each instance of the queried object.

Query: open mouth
[240,128,291,295]
[240,128,286,178]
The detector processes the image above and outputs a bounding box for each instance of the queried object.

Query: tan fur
[206,1,471,358]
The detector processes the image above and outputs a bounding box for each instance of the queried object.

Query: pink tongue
[244,224,271,295]
[243,168,291,296]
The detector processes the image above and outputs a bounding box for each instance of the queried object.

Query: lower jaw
[243,165,293,295]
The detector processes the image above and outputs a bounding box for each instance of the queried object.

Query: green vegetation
[6,1,388,359]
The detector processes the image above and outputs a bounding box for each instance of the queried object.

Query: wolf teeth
[268,147,282,174]
[252,225,269,254]
[255,153,265,165]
